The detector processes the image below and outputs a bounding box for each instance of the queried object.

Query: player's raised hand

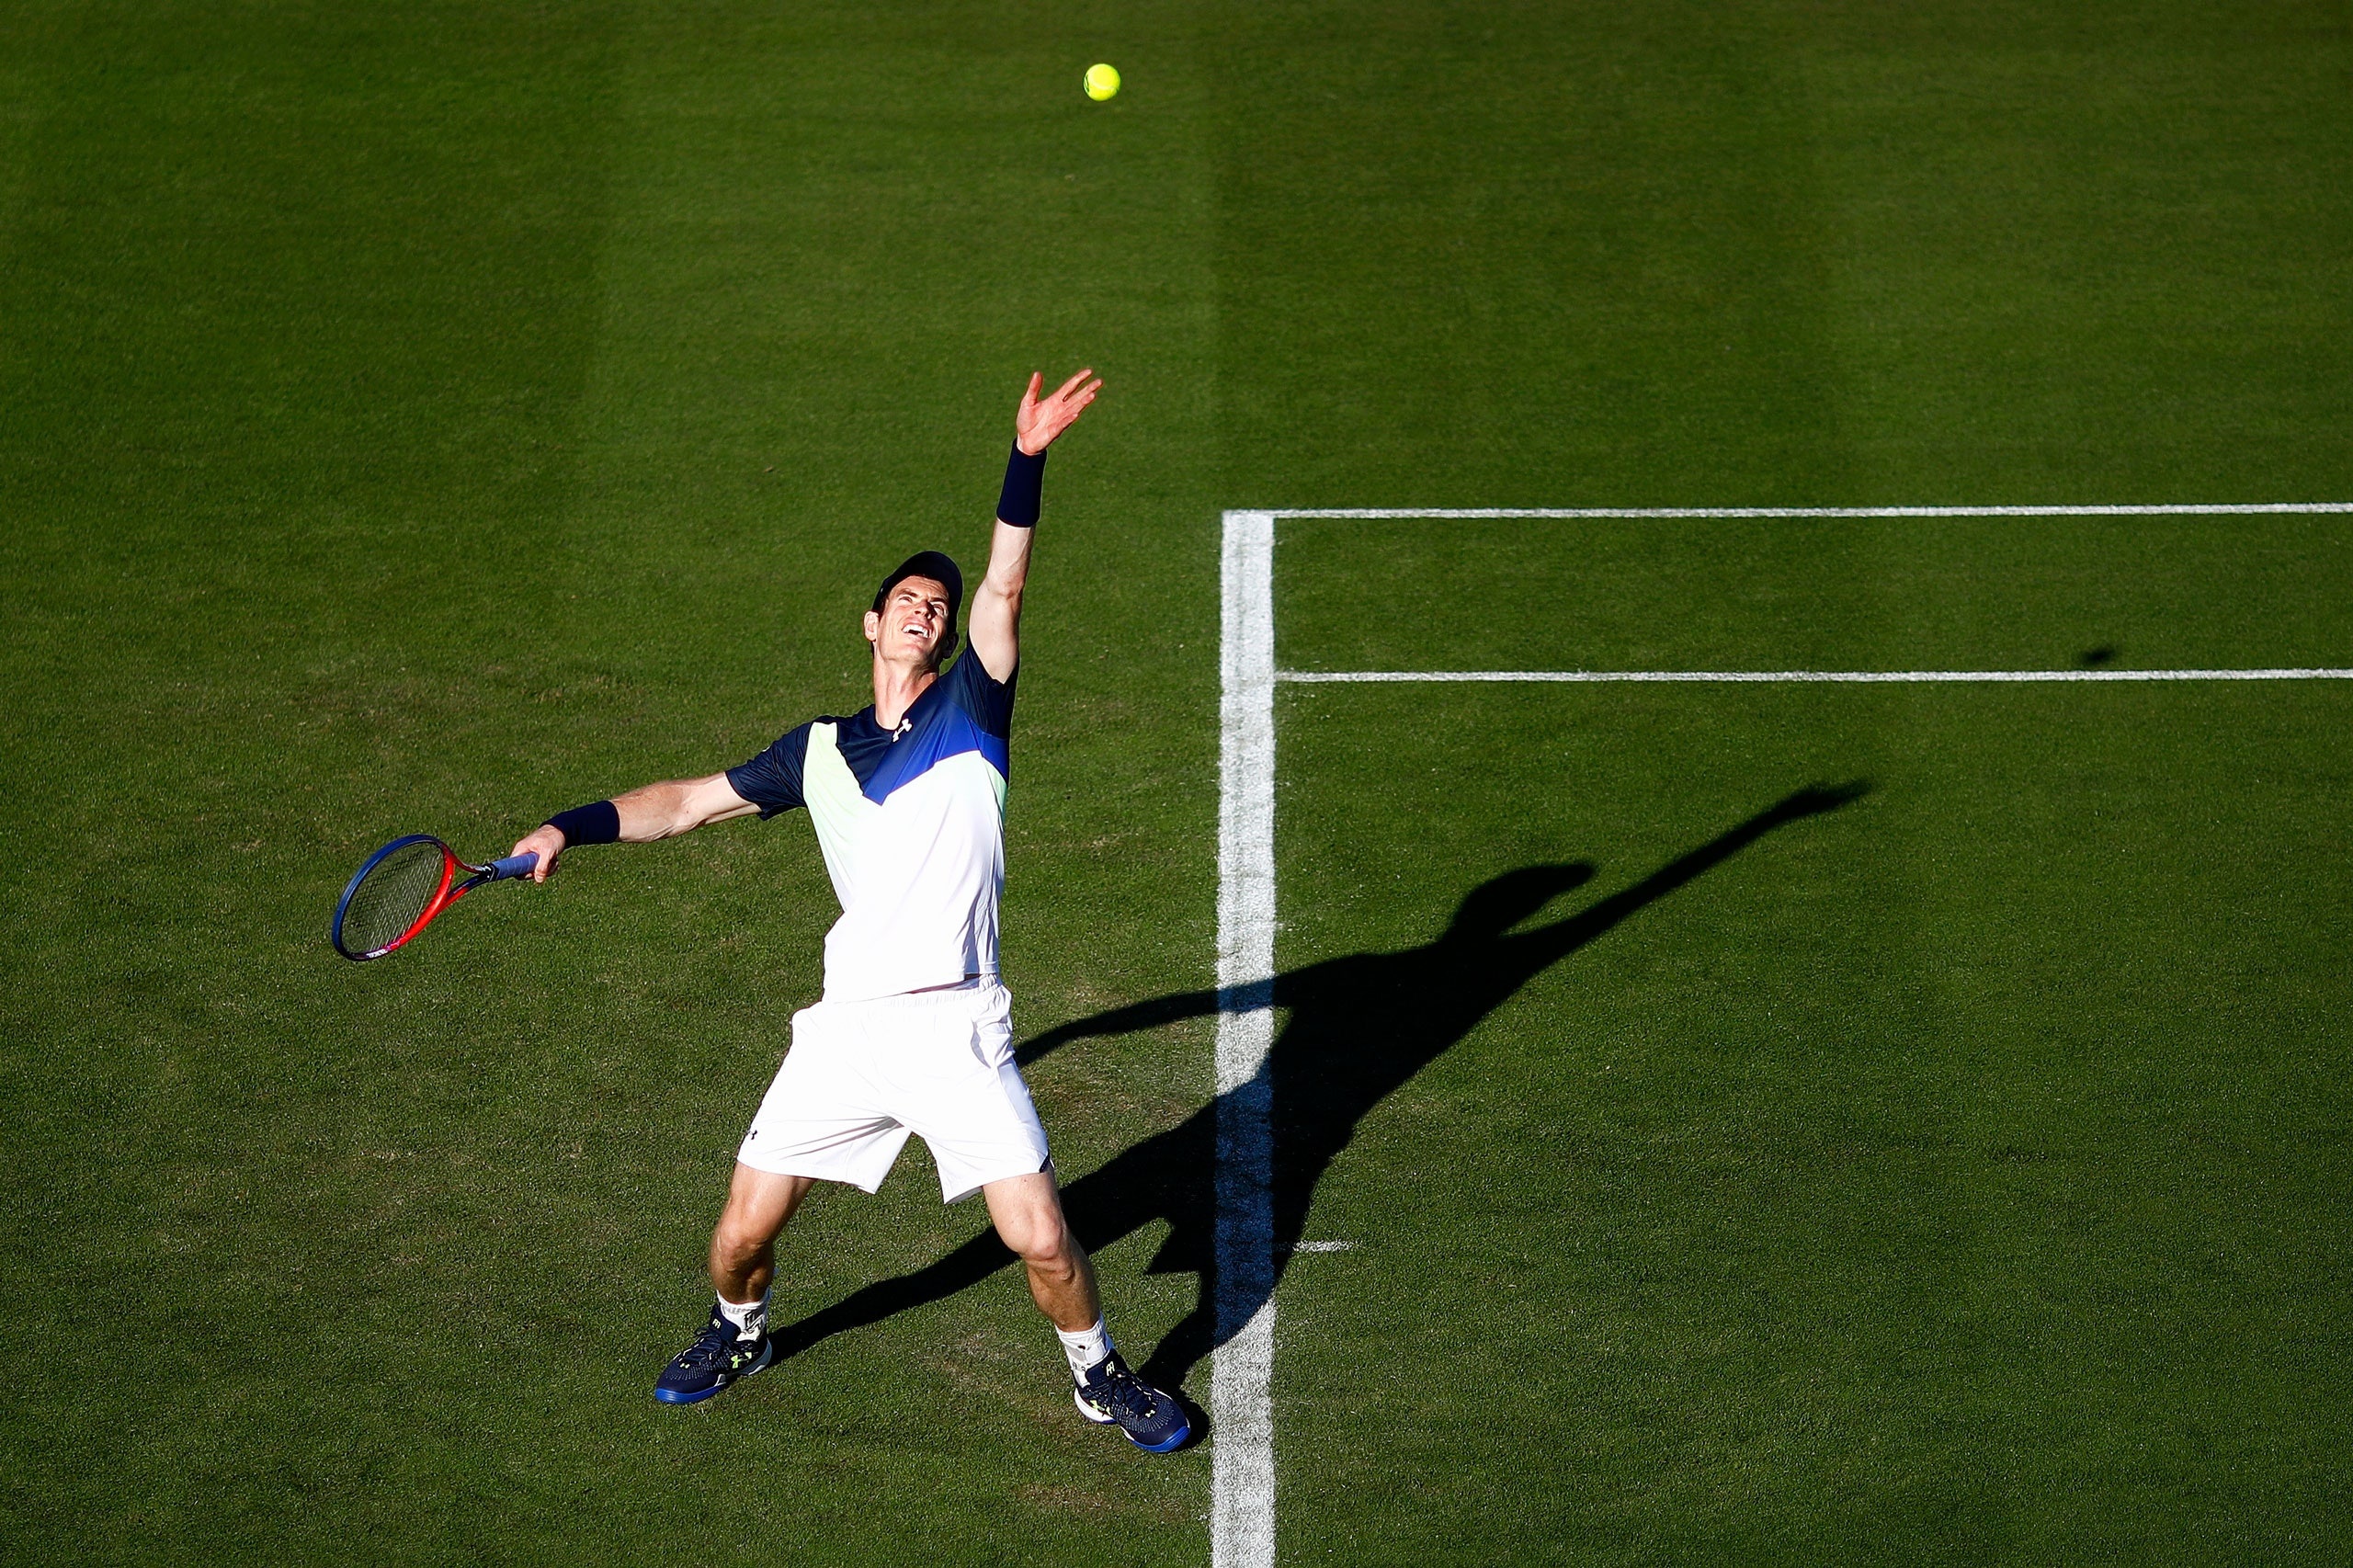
[1015,368,1101,455]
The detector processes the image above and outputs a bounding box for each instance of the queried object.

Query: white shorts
[736,982,1051,1203]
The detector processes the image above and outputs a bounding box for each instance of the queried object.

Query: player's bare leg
[984,1170,1190,1451]
[653,1165,812,1404]
[981,1171,1101,1330]
[710,1165,816,1303]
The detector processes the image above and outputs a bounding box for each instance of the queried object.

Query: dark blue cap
[872,551,963,622]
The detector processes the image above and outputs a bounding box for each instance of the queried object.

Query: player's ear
[936,627,961,666]
[863,608,882,645]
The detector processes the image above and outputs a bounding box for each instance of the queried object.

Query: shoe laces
[673,1316,748,1373]
[1085,1357,1163,1422]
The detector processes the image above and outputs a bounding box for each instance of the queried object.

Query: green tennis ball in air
[1084,62,1120,101]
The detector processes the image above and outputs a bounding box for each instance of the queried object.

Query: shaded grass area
[1,0,2350,1562]
[0,1,1217,1560]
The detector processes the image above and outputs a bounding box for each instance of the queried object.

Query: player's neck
[871,656,941,732]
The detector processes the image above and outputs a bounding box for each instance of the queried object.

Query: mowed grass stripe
[1269,504,2353,517]
[1280,667,2353,682]
[1274,513,2353,678]
[1268,675,2353,1563]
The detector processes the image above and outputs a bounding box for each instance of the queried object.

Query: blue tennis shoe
[1073,1352,1190,1452]
[654,1305,773,1405]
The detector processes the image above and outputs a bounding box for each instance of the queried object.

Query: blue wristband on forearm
[996,443,1047,528]
[544,800,620,846]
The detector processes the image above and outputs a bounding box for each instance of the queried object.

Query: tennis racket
[331,835,539,961]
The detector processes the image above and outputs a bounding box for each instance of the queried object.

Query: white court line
[1267,503,2353,519]
[1281,668,2353,684]
[1211,502,2349,1567]
[1214,510,1278,1568]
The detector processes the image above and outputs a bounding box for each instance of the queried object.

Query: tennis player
[506,369,1189,1451]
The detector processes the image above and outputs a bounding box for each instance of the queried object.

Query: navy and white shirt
[727,652,1017,1004]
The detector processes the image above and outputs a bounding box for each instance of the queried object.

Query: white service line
[1280,668,2353,684]
[1215,510,1279,1568]
[1267,503,2353,519]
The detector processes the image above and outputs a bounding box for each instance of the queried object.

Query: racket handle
[486,852,540,881]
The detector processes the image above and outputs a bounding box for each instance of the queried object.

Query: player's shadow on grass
[767,782,1868,1399]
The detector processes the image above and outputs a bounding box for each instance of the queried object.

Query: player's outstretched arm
[970,368,1100,681]
[506,773,757,882]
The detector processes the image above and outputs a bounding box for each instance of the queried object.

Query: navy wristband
[996,443,1046,528]
[543,800,620,846]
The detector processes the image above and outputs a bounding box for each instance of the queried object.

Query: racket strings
[343,839,450,953]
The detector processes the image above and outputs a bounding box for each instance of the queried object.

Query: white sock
[716,1291,769,1342]
[1057,1316,1113,1381]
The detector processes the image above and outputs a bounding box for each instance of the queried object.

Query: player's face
[865,577,954,669]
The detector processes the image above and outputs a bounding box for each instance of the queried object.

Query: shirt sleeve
[725,722,813,818]
[941,652,1017,740]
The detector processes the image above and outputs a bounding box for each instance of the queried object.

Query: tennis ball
[1084,62,1120,101]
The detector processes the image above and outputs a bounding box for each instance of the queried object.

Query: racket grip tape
[487,852,540,881]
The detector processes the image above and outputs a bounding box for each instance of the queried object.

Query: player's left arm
[968,367,1101,681]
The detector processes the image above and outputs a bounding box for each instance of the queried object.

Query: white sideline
[1267,503,2353,519]
[1214,510,1279,1568]
[1280,668,2353,684]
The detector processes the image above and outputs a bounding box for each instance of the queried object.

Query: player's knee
[1001,1213,1076,1272]
[712,1212,775,1267]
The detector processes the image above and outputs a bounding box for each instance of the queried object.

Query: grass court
[4,1,2352,1562]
